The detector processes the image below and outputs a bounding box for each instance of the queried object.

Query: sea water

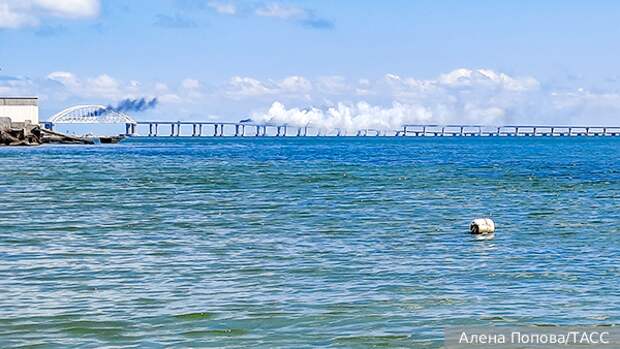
[0,137,618,348]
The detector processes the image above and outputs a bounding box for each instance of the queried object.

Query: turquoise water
[0,137,619,348]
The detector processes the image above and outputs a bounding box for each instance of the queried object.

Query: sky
[2,0,620,129]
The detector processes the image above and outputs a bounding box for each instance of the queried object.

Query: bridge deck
[42,120,620,137]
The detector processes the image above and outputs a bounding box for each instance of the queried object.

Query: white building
[0,97,39,125]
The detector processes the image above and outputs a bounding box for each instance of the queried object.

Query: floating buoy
[470,218,495,235]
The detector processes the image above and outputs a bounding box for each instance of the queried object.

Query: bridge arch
[48,105,136,124]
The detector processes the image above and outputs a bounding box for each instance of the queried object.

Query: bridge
[43,105,620,137]
[43,104,136,131]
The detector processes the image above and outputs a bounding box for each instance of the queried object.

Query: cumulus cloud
[47,71,124,99]
[181,78,201,90]
[277,76,312,93]
[225,75,312,98]
[253,2,333,29]
[226,76,275,97]
[255,3,304,18]
[252,100,507,132]
[7,68,620,126]
[44,72,206,105]
[0,75,35,96]
[34,0,99,18]
[252,101,433,131]
[0,0,99,28]
[207,1,236,15]
[316,76,349,95]
[249,68,619,129]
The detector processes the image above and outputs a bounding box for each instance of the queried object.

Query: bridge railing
[42,118,620,137]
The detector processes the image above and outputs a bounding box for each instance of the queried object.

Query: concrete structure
[127,121,620,137]
[0,97,39,125]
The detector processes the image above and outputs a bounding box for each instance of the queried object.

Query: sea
[0,137,618,348]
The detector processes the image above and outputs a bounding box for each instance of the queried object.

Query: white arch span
[49,105,136,124]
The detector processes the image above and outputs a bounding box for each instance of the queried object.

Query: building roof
[0,97,38,106]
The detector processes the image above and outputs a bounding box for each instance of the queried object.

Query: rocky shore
[0,117,118,146]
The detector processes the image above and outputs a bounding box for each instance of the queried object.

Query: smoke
[251,101,511,131]
[89,97,158,117]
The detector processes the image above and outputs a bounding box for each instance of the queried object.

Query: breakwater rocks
[0,117,95,146]
[0,117,42,146]
[40,129,95,145]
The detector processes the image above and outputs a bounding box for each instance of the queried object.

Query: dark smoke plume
[89,97,158,117]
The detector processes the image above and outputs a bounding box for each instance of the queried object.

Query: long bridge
[43,105,620,137]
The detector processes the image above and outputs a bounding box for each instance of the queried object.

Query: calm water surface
[0,137,619,348]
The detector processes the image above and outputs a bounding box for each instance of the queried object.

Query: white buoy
[470,218,495,235]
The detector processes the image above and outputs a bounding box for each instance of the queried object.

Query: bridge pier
[116,122,620,138]
[124,123,136,136]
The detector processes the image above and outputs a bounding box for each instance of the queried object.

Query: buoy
[470,218,495,234]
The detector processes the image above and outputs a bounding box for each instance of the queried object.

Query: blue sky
[2,0,620,128]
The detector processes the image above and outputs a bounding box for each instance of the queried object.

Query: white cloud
[255,3,304,19]
[47,71,80,89]
[9,68,620,126]
[226,76,275,97]
[355,79,373,96]
[154,82,170,93]
[0,0,99,28]
[316,76,349,94]
[0,76,35,96]
[47,71,136,99]
[278,76,311,93]
[225,75,313,99]
[181,78,201,90]
[45,73,202,107]
[0,2,37,28]
[437,68,539,91]
[207,2,332,29]
[86,74,120,99]
[253,101,436,131]
[34,0,99,18]
[207,1,236,15]
[251,69,546,130]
